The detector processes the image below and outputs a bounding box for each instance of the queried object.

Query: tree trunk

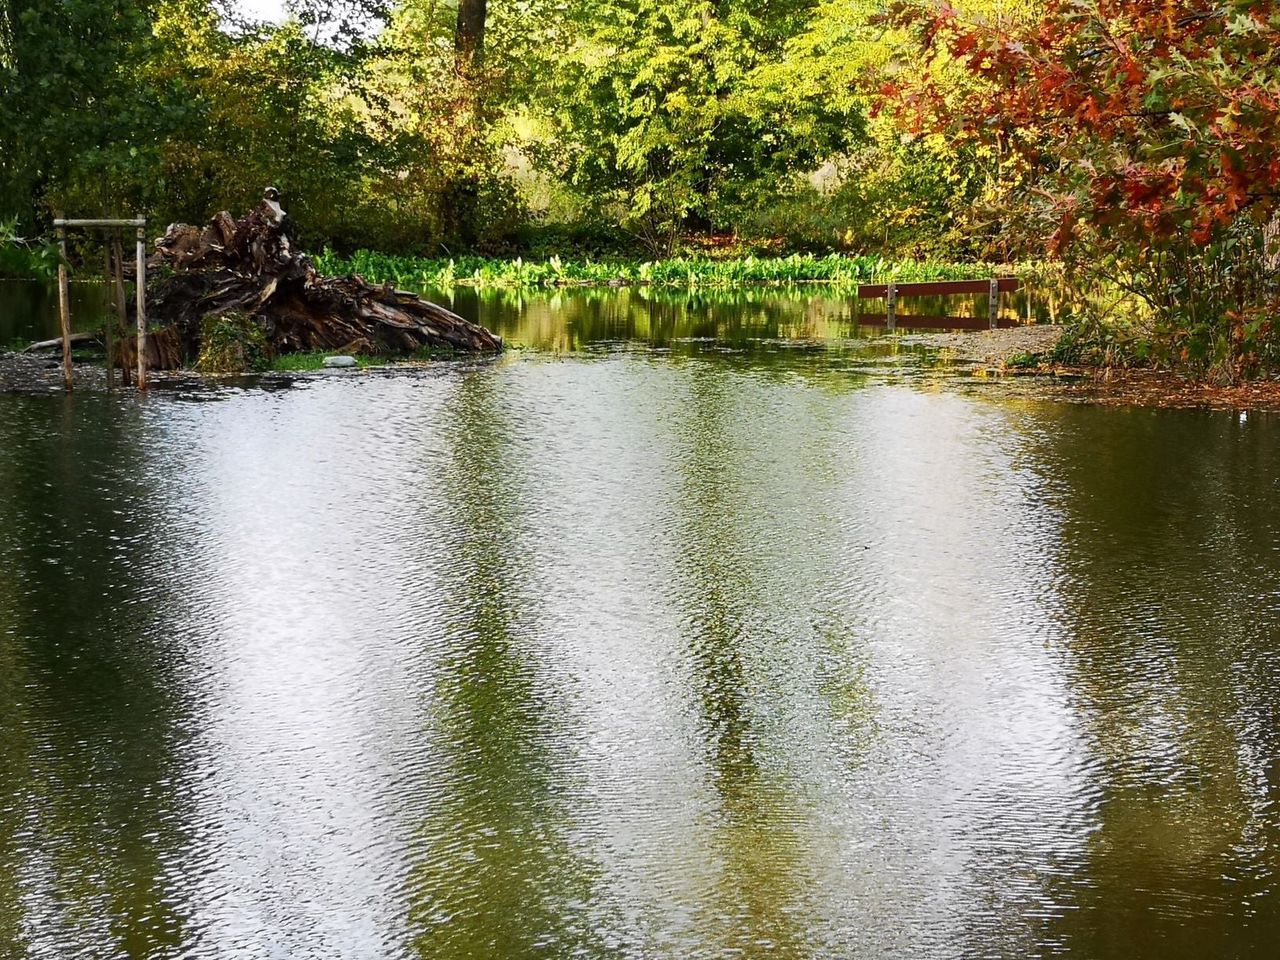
[455,0,487,68]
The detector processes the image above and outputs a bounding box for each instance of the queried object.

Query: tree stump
[130,202,502,370]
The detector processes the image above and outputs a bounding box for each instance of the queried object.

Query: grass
[313,249,1028,290]
[196,312,270,373]
[1002,351,1044,369]
[268,352,385,372]
[266,348,461,372]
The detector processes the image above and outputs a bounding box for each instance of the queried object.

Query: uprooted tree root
[124,203,502,372]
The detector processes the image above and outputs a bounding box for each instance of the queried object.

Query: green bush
[0,222,61,281]
[195,312,270,373]
[313,249,1023,290]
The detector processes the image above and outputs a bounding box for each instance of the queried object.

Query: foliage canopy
[2,0,1278,375]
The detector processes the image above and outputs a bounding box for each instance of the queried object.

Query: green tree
[152,6,374,245]
[361,0,532,252]
[734,0,1043,256]
[540,0,860,252]
[0,0,176,227]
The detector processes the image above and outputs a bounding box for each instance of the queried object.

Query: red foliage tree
[885,0,1280,376]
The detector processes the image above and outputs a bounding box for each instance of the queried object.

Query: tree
[541,0,860,252]
[0,0,174,227]
[368,0,531,251]
[887,0,1280,377]
[737,0,1040,255]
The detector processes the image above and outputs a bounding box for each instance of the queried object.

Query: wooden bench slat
[857,278,1020,298]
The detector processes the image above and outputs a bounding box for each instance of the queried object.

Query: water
[0,279,1059,354]
[0,281,111,349]
[2,286,1279,958]
[430,284,1056,352]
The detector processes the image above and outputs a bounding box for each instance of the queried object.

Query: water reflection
[813,391,1097,955]
[1028,408,1280,957]
[434,284,1056,356]
[404,370,605,957]
[665,371,814,957]
[132,380,468,956]
[1,315,1279,959]
[0,281,111,347]
[0,396,197,956]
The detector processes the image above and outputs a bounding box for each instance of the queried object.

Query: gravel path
[901,325,1065,365]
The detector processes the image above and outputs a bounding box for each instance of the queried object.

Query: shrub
[195,312,270,373]
[0,222,61,281]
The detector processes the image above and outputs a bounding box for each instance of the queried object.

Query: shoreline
[922,325,1280,411]
[1034,369,1280,412]
[6,326,1280,412]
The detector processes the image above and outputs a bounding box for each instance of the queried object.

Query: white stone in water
[323,355,357,368]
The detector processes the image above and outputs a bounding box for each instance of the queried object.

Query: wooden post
[56,225,73,392]
[101,246,116,390]
[989,278,999,330]
[135,224,147,390]
[112,233,130,386]
[886,282,897,331]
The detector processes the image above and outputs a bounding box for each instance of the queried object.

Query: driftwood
[23,333,101,353]
[132,200,501,370]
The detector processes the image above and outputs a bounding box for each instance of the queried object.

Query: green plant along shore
[2,0,1277,379]
[313,251,1033,289]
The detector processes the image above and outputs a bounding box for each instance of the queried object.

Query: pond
[0,280,112,350]
[1,277,1061,353]
[1,284,1278,958]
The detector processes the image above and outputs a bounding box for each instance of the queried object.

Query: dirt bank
[1044,369,1280,412]
[906,325,1280,411]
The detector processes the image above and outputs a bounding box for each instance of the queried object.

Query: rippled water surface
[2,288,1280,958]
